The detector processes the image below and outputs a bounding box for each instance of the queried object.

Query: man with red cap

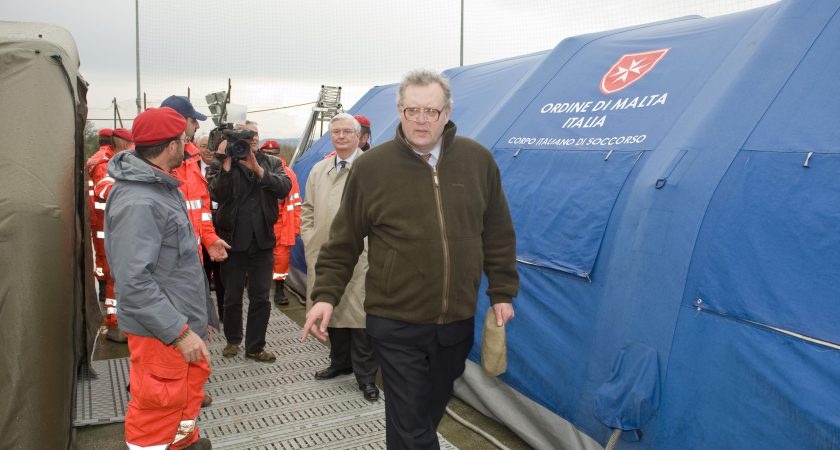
[105,106,217,450]
[86,128,113,303]
[259,140,301,306]
[160,95,228,408]
[85,126,133,342]
[355,115,372,151]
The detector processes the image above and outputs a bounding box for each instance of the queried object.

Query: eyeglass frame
[330,128,358,137]
[400,106,446,123]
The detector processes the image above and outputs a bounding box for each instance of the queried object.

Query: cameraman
[207,120,292,363]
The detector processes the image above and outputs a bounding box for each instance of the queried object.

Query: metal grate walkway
[74,307,458,449]
[74,357,131,426]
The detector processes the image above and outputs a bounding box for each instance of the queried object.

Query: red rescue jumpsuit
[273,159,301,280]
[172,142,221,260]
[86,144,117,328]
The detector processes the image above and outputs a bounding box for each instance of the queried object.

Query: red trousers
[103,276,117,328]
[272,244,291,280]
[125,333,211,449]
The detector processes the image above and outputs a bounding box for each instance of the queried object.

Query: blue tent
[292,1,840,448]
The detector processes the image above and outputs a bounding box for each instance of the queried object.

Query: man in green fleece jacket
[302,69,519,449]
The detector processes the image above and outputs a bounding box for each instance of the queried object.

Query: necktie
[421,153,431,162]
[338,160,347,172]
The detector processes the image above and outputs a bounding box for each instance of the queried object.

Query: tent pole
[135,0,141,115]
[460,0,464,66]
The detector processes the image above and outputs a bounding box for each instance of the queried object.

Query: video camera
[205,86,254,161]
[208,126,256,161]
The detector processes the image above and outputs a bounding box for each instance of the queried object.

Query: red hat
[112,128,134,142]
[260,140,280,150]
[98,128,113,137]
[354,115,371,128]
[131,107,186,146]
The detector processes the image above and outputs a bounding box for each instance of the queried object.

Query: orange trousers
[272,244,291,280]
[125,333,211,449]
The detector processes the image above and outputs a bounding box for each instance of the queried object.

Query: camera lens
[230,140,250,160]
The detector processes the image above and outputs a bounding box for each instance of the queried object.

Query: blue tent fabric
[496,148,641,277]
[292,1,840,448]
[687,151,840,344]
[593,342,660,432]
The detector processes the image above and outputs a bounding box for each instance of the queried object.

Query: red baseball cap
[354,115,371,128]
[98,128,113,137]
[131,107,186,146]
[112,128,134,142]
[260,140,280,150]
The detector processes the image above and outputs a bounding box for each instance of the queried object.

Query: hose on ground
[445,405,512,450]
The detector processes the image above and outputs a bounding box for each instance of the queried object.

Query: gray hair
[234,120,259,131]
[329,113,361,133]
[397,69,453,109]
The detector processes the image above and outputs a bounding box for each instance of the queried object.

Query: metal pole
[113,98,117,129]
[135,0,141,114]
[460,0,464,66]
[116,100,124,128]
[143,92,147,109]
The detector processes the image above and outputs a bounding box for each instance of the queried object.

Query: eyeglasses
[402,107,444,122]
[330,128,357,137]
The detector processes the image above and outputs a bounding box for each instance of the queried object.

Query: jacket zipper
[431,165,450,324]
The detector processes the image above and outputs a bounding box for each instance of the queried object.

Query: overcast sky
[4,0,774,138]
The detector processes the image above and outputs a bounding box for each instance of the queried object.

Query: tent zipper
[431,165,451,324]
[694,301,840,351]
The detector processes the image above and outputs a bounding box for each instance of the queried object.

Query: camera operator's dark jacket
[206,152,292,246]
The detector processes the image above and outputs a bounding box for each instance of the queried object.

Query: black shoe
[360,383,379,401]
[183,437,212,449]
[314,366,353,380]
[106,327,128,343]
[273,281,288,306]
[97,280,106,303]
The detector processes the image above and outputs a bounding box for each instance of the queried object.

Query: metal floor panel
[74,357,131,426]
[74,306,458,449]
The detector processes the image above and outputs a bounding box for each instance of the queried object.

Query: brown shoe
[222,344,239,358]
[105,327,128,343]
[201,392,212,407]
[245,350,276,363]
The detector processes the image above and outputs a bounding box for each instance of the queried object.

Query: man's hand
[300,302,334,342]
[175,330,211,363]
[492,302,515,327]
[238,149,265,178]
[207,238,231,262]
[216,140,232,172]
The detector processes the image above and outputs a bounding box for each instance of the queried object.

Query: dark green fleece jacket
[312,121,519,324]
